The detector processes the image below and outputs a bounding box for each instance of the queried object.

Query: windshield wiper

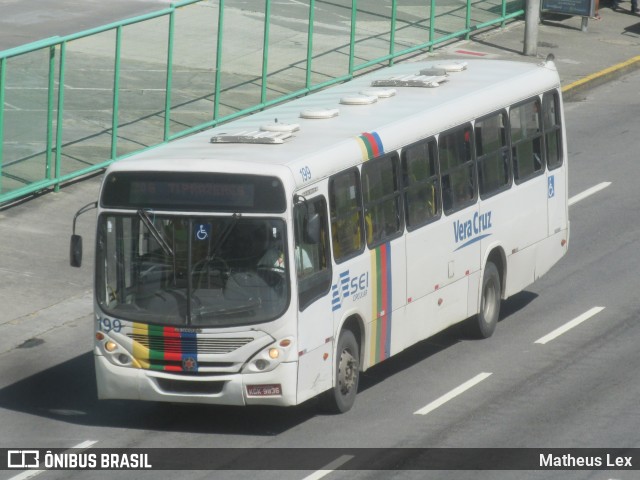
[137,209,174,258]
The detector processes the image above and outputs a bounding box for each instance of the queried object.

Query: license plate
[246,384,282,396]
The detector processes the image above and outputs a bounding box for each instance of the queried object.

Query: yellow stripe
[132,322,150,367]
[356,136,369,161]
[562,55,640,93]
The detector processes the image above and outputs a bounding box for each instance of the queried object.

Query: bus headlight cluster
[95,332,132,367]
[244,338,293,373]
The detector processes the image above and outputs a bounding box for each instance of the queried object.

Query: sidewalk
[1,7,639,356]
[443,9,640,100]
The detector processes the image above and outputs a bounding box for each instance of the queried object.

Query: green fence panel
[0,0,524,206]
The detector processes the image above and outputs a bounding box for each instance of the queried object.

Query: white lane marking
[301,455,354,480]
[414,372,492,416]
[535,307,605,345]
[8,440,98,480]
[569,182,611,206]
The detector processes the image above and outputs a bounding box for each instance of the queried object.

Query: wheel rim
[482,278,497,323]
[338,348,358,395]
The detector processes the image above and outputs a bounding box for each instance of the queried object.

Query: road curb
[562,55,640,100]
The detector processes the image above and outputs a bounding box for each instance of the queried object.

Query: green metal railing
[0,0,524,205]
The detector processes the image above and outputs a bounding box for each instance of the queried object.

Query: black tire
[320,329,360,414]
[466,261,501,339]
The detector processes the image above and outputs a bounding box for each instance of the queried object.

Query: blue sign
[194,223,211,241]
[548,176,555,199]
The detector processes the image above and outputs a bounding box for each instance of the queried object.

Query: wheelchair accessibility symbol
[548,176,555,199]
[195,223,211,241]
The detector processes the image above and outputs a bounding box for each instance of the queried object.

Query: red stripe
[455,49,487,56]
[362,132,380,157]
[163,327,181,362]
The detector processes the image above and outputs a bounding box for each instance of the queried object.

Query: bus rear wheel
[466,261,500,339]
[321,330,360,413]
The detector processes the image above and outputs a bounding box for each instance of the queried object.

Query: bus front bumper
[95,353,298,407]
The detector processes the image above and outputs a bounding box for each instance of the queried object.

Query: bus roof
[107,59,561,191]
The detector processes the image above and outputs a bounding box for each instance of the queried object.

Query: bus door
[543,91,567,237]
[294,195,334,404]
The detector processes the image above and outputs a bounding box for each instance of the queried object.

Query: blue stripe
[371,131,384,154]
[454,233,492,251]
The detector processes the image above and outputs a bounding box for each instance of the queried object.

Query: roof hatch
[371,73,448,88]
[210,129,293,144]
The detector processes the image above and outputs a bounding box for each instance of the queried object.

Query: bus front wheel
[321,329,360,413]
[467,261,501,339]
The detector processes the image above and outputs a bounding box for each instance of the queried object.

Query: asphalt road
[0,68,639,480]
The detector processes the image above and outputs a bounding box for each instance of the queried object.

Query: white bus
[71,58,568,413]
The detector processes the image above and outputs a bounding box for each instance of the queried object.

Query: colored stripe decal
[370,242,392,365]
[131,322,198,372]
[356,131,384,161]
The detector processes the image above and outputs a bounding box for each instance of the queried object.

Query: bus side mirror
[70,234,83,267]
[304,213,321,244]
[69,201,97,268]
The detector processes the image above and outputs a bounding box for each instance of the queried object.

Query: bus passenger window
[362,153,402,247]
[543,91,563,170]
[510,98,544,183]
[329,169,364,262]
[475,111,511,198]
[401,138,440,230]
[438,124,476,215]
[295,197,332,311]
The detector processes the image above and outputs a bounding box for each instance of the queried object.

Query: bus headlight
[243,338,293,373]
[96,334,133,367]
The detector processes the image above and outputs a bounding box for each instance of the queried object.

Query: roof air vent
[340,94,378,105]
[419,68,448,77]
[300,108,340,119]
[260,120,300,133]
[434,61,468,72]
[359,87,397,98]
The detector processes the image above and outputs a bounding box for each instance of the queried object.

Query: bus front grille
[128,334,254,354]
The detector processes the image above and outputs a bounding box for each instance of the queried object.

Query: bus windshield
[96,213,290,327]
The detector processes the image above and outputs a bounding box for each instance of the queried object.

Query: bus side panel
[547,167,568,238]
[535,229,568,281]
[296,294,334,404]
[405,219,451,340]
[331,254,372,366]
[405,205,480,341]
[504,176,548,296]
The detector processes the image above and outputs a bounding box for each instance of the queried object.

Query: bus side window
[362,152,403,247]
[439,124,476,215]
[329,168,364,262]
[510,98,544,183]
[543,91,563,170]
[401,138,440,230]
[475,111,511,198]
[295,196,332,311]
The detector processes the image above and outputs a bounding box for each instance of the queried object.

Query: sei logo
[331,270,369,311]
